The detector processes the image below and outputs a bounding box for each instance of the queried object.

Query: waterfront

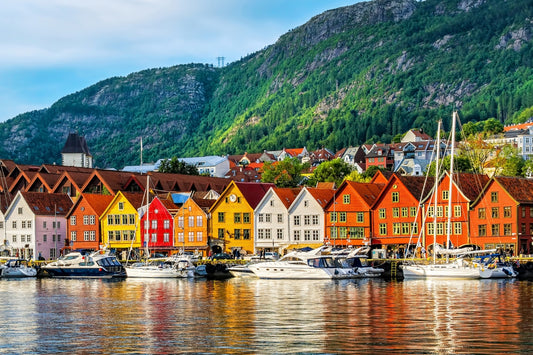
[0,278,532,354]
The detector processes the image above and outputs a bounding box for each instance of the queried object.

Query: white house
[3,191,72,260]
[288,187,334,248]
[254,187,301,254]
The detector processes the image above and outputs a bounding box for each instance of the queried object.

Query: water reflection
[0,278,532,353]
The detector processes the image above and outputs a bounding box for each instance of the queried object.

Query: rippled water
[0,277,532,354]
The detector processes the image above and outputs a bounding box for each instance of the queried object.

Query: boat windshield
[307,257,335,268]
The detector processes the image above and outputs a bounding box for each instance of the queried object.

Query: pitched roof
[344,181,384,207]
[494,176,533,203]
[306,188,335,208]
[273,187,301,209]
[61,132,91,155]
[396,174,434,201]
[452,172,490,201]
[82,193,115,216]
[21,192,73,216]
[235,182,275,209]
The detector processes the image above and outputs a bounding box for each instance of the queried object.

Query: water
[1,277,532,354]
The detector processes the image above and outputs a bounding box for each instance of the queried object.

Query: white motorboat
[42,250,126,278]
[332,247,384,278]
[475,254,517,279]
[0,259,37,278]
[401,258,480,279]
[248,246,360,279]
[125,257,195,278]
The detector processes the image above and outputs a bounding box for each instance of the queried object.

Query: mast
[433,120,442,264]
[446,112,457,263]
[144,174,150,259]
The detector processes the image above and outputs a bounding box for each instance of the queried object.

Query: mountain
[1,0,532,169]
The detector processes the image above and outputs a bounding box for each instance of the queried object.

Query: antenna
[217,56,225,67]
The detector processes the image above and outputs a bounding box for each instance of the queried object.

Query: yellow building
[209,181,273,256]
[175,195,216,257]
[99,191,145,258]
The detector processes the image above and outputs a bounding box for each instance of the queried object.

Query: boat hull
[248,262,336,279]
[125,266,192,278]
[401,263,480,279]
[42,266,126,279]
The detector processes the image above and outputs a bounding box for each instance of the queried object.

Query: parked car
[209,253,233,260]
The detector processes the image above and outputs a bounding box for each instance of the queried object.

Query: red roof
[21,192,73,216]
[306,188,335,208]
[235,182,275,209]
[273,187,301,209]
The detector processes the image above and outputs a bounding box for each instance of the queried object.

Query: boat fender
[334,269,339,275]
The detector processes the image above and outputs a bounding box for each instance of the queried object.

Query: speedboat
[248,246,359,279]
[125,255,196,278]
[0,259,37,278]
[474,254,517,279]
[42,250,126,278]
[332,247,384,278]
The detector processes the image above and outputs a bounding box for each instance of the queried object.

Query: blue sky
[0,0,361,122]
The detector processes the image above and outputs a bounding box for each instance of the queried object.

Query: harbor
[0,276,532,354]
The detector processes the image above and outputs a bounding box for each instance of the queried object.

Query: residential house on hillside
[100,191,145,259]
[365,144,394,171]
[277,147,310,163]
[254,187,301,254]
[325,181,384,248]
[61,132,93,168]
[485,125,533,160]
[2,192,72,260]
[470,176,533,255]
[128,156,231,177]
[401,128,432,142]
[309,148,334,165]
[393,140,444,176]
[67,193,114,252]
[336,146,366,173]
[176,194,216,257]
[209,181,274,256]
[288,187,334,249]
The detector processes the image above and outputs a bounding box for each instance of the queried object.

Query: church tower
[61,132,93,168]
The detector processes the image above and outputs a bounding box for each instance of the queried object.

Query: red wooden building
[140,196,178,256]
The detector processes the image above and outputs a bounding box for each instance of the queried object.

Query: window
[265,214,271,223]
[164,233,170,243]
[304,230,311,241]
[436,223,444,235]
[234,213,241,223]
[392,192,399,203]
[43,234,47,242]
[122,215,128,225]
[312,215,319,225]
[491,224,500,236]
[410,207,416,217]
[330,213,337,223]
[503,207,512,218]
[294,215,301,226]
[178,232,184,243]
[84,231,90,241]
[164,220,170,229]
[243,229,250,240]
[411,223,418,235]
[218,228,225,239]
[304,215,310,225]
[188,232,194,242]
[349,227,364,239]
[401,223,410,235]
[0,222,3,229]
[129,215,135,224]
[304,200,309,207]
[427,206,434,217]
[479,224,487,236]
[454,222,462,235]
[218,212,225,223]
[491,192,498,203]
[188,216,194,227]
[12,235,16,242]
[243,213,250,223]
[26,235,31,243]
[197,216,203,227]
[379,224,387,235]
[356,212,364,223]
[491,207,499,218]
[234,229,241,240]
[478,208,486,219]
[18,207,23,214]
[277,229,283,240]
[393,208,399,218]
[71,231,77,241]
[151,220,157,229]
[339,227,347,239]
[379,209,386,219]
[118,202,124,210]
[454,205,461,217]
[401,207,408,218]
[393,223,401,235]
[90,231,96,241]
[196,231,203,242]
[258,214,264,223]
[277,214,283,223]
[90,215,96,225]
[50,249,56,259]
[12,221,16,228]
[21,221,26,228]
[312,230,319,241]
[265,229,271,240]
[442,190,449,200]
[21,235,25,243]
[178,216,184,228]
[343,194,350,204]
[293,230,300,241]
[331,227,337,239]
[504,224,512,235]
[114,215,120,225]
[70,216,76,225]
[436,206,443,217]
[427,223,434,236]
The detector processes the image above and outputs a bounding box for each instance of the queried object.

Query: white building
[61,132,93,168]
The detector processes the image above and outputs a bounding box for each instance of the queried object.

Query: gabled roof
[345,181,384,207]
[306,187,335,208]
[272,187,301,209]
[493,176,533,204]
[395,174,434,202]
[51,171,93,194]
[452,172,490,202]
[26,172,61,193]
[235,182,275,209]
[61,132,91,155]
[67,193,114,218]
[20,192,73,216]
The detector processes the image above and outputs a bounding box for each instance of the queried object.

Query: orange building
[371,174,433,254]
[67,193,114,251]
[175,194,216,257]
[324,181,384,247]
[470,176,533,255]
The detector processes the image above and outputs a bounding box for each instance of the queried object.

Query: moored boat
[41,250,126,278]
[0,259,37,278]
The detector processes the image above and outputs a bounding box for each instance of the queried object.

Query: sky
[0,0,361,122]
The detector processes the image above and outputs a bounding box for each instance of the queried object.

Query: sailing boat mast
[445,112,457,262]
[432,121,442,265]
[144,174,150,259]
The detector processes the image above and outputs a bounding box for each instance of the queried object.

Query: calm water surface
[0,277,532,354]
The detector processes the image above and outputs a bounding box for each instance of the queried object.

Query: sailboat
[125,175,191,278]
[401,112,481,279]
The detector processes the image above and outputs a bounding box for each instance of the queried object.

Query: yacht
[0,259,37,278]
[42,250,126,278]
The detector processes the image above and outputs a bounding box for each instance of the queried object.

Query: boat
[475,253,517,279]
[41,250,126,278]
[332,247,385,278]
[0,259,37,278]
[402,112,482,280]
[248,246,360,279]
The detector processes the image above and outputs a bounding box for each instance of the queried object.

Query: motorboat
[333,248,384,278]
[475,254,517,279]
[0,259,37,278]
[248,246,360,279]
[42,250,126,278]
[126,255,196,278]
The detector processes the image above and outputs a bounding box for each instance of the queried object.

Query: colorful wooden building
[176,194,216,257]
[139,196,178,257]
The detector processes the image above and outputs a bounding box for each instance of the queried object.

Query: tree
[158,157,199,175]
[261,157,309,187]
[306,158,353,187]
[492,145,524,177]
[425,155,472,177]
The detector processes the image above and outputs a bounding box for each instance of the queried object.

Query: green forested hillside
[1,0,532,168]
